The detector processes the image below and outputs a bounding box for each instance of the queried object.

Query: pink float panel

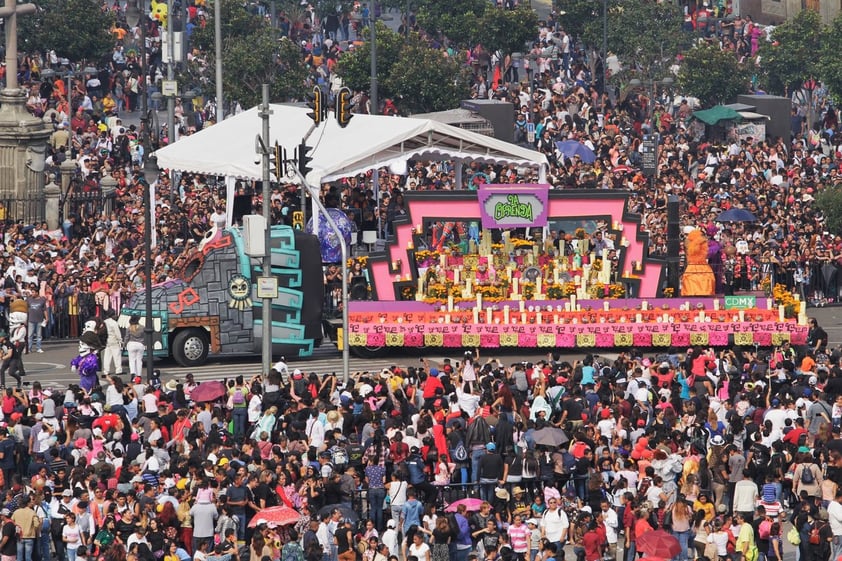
[368,190,662,301]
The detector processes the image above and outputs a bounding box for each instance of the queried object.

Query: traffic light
[336,87,354,128]
[297,141,313,177]
[273,141,286,180]
[306,86,326,125]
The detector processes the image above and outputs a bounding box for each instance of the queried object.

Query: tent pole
[455,161,463,190]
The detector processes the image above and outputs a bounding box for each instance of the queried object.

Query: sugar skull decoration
[72,320,102,392]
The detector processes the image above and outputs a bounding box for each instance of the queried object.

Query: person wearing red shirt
[421,368,444,408]
[583,520,605,561]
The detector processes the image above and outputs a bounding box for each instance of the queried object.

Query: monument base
[0,89,50,219]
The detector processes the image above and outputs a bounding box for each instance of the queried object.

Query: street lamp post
[142,156,159,383]
[370,18,378,115]
[602,0,607,98]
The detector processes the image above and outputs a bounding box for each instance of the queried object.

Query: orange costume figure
[680,229,715,296]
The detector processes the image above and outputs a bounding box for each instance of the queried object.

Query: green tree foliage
[333,22,405,92]
[335,25,470,114]
[384,43,471,114]
[756,10,824,95]
[186,0,307,107]
[819,14,842,104]
[815,184,842,236]
[416,0,487,47]
[190,0,264,52]
[18,0,115,64]
[677,42,749,107]
[554,0,604,42]
[582,0,683,79]
[479,7,539,55]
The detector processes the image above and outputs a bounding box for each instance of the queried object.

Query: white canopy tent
[154,104,549,186]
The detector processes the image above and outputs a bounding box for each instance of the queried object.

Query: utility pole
[259,85,273,375]
[370,19,377,115]
[215,0,223,121]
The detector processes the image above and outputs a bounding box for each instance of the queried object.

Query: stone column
[60,159,77,221]
[44,174,61,229]
[101,174,117,215]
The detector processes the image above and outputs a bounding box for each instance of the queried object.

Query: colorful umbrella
[445,498,485,513]
[248,505,301,528]
[190,380,227,402]
[555,140,596,163]
[637,529,682,559]
[612,165,634,174]
[716,208,757,223]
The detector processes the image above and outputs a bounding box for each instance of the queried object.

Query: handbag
[787,526,801,545]
[745,545,759,561]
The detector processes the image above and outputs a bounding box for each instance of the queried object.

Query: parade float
[346,188,808,355]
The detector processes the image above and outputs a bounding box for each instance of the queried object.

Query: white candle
[698,311,705,322]
[513,277,519,295]
[713,299,719,311]
[663,313,669,322]
[447,295,454,311]
[536,278,542,296]
[473,308,479,323]
[766,298,773,310]
[553,314,559,324]
[603,301,610,312]
[553,268,559,284]
[519,300,525,313]
[486,308,492,324]
[537,312,543,323]
[800,302,807,314]
[454,268,460,285]
[564,302,571,312]
[521,312,527,323]
[507,267,513,281]
[636,313,643,323]
[642,301,648,311]
[417,277,424,299]
[504,306,510,323]
[778,305,785,323]
[794,293,800,301]
[466,278,473,296]
[440,253,446,268]
[571,295,577,309]
[738,310,745,322]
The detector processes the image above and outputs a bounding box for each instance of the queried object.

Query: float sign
[724,295,756,309]
[477,184,550,229]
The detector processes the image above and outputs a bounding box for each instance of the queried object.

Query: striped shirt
[508,523,530,553]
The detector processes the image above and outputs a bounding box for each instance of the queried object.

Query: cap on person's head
[62,489,73,497]
[798,446,811,453]
[771,398,781,406]
[387,520,396,529]
[218,458,229,466]
[717,504,727,513]
[0,509,9,517]
[132,375,142,384]
[75,438,86,448]
[429,367,439,377]
[809,375,818,386]
[710,435,725,446]
[527,518,538,526]
[292,369,303,379]
[486,442,496,451]
[495,487,510,500]
[804,389,813,398]
[601,409,611,419]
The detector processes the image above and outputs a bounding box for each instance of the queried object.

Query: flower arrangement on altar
[414,249,440,268]
[491,243,504,253]
[662,287,675,298]
[574,228,587,240]
[474,284,505,300]
[347,256,369,268]
[773,284,798,318]
[592,258,603,271]
[587,282,626,299]
[522,281,536,300]
[426,282,461,299]
[760,276,772,296]
[510,238,535,249]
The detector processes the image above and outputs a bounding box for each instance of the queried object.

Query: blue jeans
[18,538,34,561]
[234,513,246,540]
[37,532,50,561]
[232,408,248,439]
[673,530,691,561]
[479,478,497,503]
[65,549,76,561]
[28,321,42,352]
[368,487,385,531]
[471,448,485,483]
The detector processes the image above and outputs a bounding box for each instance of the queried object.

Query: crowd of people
[3,1,842,561]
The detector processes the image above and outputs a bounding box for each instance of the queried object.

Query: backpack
[232,387,245,405]
[810,521,823,545]
[331,445,348,467]
[282,541,304,561]
[758,519,772,540]
[801,463,815,485]
[347,444,365,466]
[451,440,468,462]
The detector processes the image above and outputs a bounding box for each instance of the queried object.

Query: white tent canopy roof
[153,104,548,184]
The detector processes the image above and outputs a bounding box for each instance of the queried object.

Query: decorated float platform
[345,188,807,352]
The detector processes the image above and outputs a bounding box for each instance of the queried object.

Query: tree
[333,21,405,93]
[819,14,842,103]
[186,0,308,107]
[554,0,604,43]
[479,6,539,55]
[384,44,471,114]
[677,42,749,107]
[815,184,842,236]
[582,0,683,80]
[18,0,114,64]
[756,10,824,95]
[416,0,487,47]
[335,25,470,114]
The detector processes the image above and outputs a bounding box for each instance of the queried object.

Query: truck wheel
[172,329,209,367]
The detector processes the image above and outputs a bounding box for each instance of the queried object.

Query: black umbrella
[532,427,569,447]
[716,208,757,222]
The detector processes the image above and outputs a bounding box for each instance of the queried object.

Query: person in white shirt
[600,500,619,558]
[540,497,569,549]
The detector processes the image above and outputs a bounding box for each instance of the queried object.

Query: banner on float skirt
[358,321,807,347]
